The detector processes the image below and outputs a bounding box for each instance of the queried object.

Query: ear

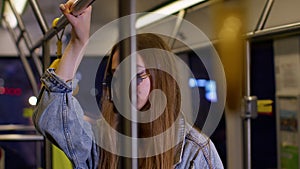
[95,56,109,110]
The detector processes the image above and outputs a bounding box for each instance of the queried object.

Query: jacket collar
[173,114,188,167]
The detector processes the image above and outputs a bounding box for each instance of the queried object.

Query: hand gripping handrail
[31,0,95,52]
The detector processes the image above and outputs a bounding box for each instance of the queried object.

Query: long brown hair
[98,33,181,169]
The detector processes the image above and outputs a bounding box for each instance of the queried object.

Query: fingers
[59,1,79,27]
[59,0,72,14]
[65,0,76,13]
[59,1,92,21]
[59,4,76,27]
[60,0,91,16]
[59,0,92,44]
[59,3,71,16]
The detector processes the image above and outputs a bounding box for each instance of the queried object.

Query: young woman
[33,1,224,168]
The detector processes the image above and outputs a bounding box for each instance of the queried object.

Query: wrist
[69,37,89,48]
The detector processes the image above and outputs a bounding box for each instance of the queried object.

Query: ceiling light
[136,0,207,29]
[1,0,28,28]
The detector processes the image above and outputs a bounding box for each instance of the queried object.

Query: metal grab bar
[247,22,300,40]
[0,125,43,141]
[0,134,43,141]
[0,125,37,132]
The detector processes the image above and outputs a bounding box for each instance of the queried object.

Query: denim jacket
[33,69,224,169]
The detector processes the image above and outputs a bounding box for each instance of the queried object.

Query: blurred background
[1,0,300,168]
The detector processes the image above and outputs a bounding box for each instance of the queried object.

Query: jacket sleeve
[33,69,99,169]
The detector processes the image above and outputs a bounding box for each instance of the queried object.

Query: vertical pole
[118,0,138,168]
[28,0,52,168]
[45,140,52,169]
[243,41,257,169]
[244,40,251,169]
[243,118,251,169]
[242,0,273,168]
[42,40,52,169]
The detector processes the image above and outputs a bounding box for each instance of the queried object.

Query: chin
[137,104,143,110]
[138,100,150,111]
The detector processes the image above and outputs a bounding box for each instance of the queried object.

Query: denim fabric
[33,69,224,169]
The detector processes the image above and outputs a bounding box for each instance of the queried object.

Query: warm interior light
[136,0,206,29]
[2,0,28,28]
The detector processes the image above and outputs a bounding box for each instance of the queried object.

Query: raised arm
[55,0,92,82]
[32,2,98,168]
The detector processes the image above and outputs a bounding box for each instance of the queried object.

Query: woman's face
[111,51,151,110]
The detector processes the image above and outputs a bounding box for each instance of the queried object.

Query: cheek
[137,78,151,106]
